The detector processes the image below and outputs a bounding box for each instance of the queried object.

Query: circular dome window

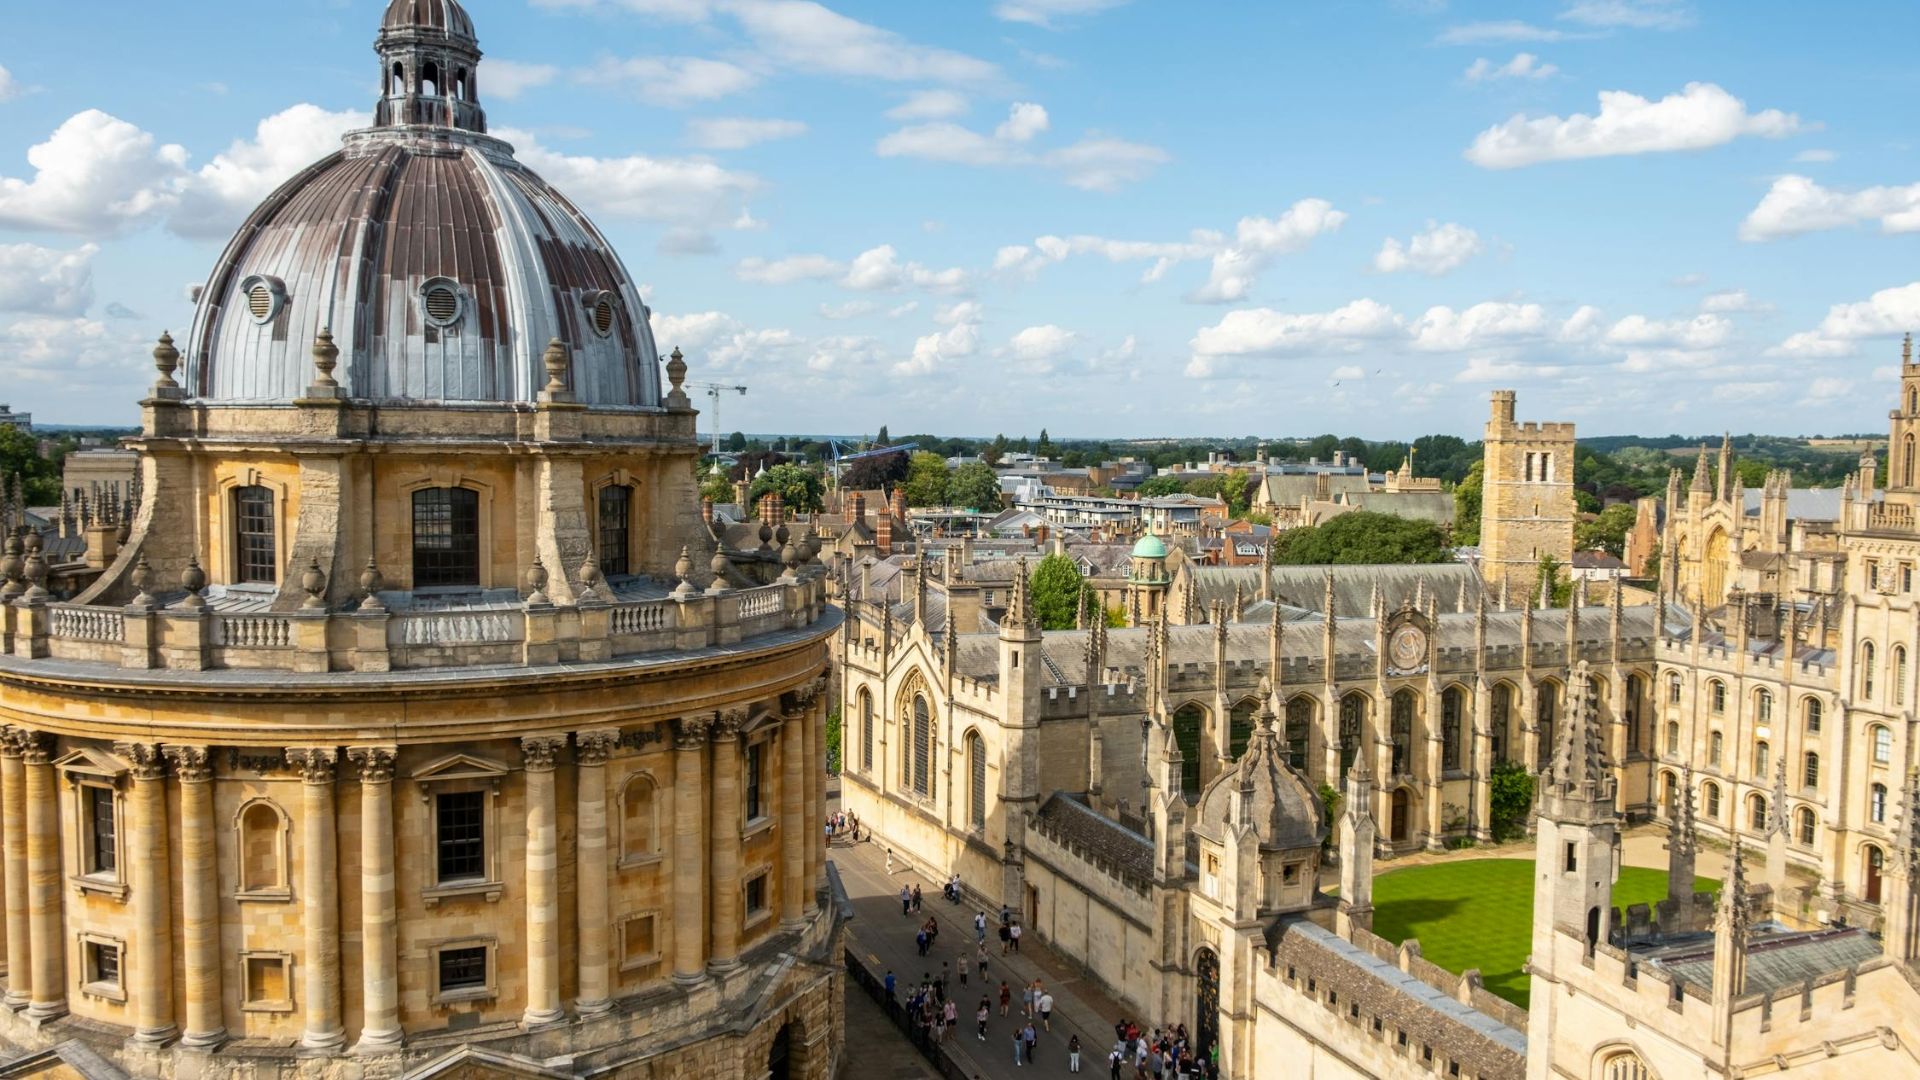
[419,280,463,328]
[590,293,618,338]
[238,275,286,324]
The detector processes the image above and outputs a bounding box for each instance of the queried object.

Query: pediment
[402,1046,575,1080]
[411,752,510,784]
[52,747,128,779]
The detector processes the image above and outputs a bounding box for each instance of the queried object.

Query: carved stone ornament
[359,558,387,612]
[521,735,567,771]
[311,328,340,388]
[129,552,157,608]
[115,742,169,781]
[575,729,619,766]
[301,559,328,609]
[284,746,338,784]
[152,331,181,391]
[526,558,551,606]
[14,730,52,765]
[672,714,713,750]
[1382,608,1432,677]
[712,707,749,740]
[162,745,213,783]
[347,746,397,784]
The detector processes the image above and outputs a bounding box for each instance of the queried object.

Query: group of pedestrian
[885,968,962,1047]
[1103,1018,1212,1079]
[825,809,861,845]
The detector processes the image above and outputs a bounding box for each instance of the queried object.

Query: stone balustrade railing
[1867,502,1916,533]
[8,575,827,676]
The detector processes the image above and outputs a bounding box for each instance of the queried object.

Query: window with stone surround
[745,741,766,823]
[240,951,293,1012]
[619,772,661,866]
[860,689,874,773]
[429,938,497,1004]
[437,791,486,881]
[80,934,124,1002]
[1804,696,1822,733]
[620,912,661,977]
[233,485,278,584]
[58,748,130,899]
[744,869,770,921]
[1600,1049,1653,1080]
[411,486,481,588]
[1873,724,1893,765]
[1797,806,1817,846]
[235,798,291,899]
[967,731,987,831]
[413,753,507,903]
[598,483,633,577]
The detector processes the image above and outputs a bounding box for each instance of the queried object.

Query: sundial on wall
[1384,609,1430,676]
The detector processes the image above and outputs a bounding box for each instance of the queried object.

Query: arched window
[967,732,987,830]
[1390,690,1415,776]
[1755,689,1773,725]
[1229,699,1258,761]
[1660,771,1677,818]
[1754,741,1769,779]
[1804,751,1820,790]
[1703,781,1721,820]
[1338,694,1365,773]
[455,68,470,101]
[1284,697,1312,772]
[412,487,481,587]
[1905,433,1915,487]
[1862,641,1877,700]
[1866,845,1886,904]
[1665,721,1679,756]
[391,61,405,95]
[1536,682,1557,770]
[908,694,934,798]
[1709,730,1723,769]
[620,775,658,861]
[1667,673,1682,704]
[1873,724,1893,765]
[1172,704,1205,796]
[1624,674,1642,753]
[1600,1049,1653,1080]
[1797,806,1817,846]
[1749,794,1767,832]
[236,800,288,895]
[1708,680,1726,713]
[598,484,633,577]
[1440,687,1463,772]
[422,61,440,96]
[1490,684,1512,763]
[1899,646,1912,706]
[1803,697,1822,733]
[859,690,874,772]
[1872,783,1888,824]
[233,485,277,584]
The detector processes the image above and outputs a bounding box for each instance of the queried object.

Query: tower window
[233,485,277,584]
[1563,842,1576,873]
[422,61,441,97]
[412,487,480,587]
[598,484,632,577]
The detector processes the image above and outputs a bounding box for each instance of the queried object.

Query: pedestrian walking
[1023,1022,1039,1066]
[1021,982,1035,1017]
[915,929,928,956]
[911,883,922,912]
[1109,1048,1123,1080]
[886,847,894,874]
[975,910,988,942]
[999,921,1012,955]
[1070,1034,1083,1073]
[1039,990,1054,1031]
[942,998,957,1042]
[1010,922,1023,952]
[998,981,1011,1016]
[977,941,990,978]
[1012,1028,1025,1066]
[957,954,969,986]
[900,884,911,916]
[883,970,895,1000]
[976,998,990,1040]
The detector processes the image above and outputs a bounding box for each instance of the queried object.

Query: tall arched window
[1755,689,1773,725]
[1338,694,1365,773]
[422,61,441,96]
[1667,674,1682,704]
[1898,646,1910,706]
[1490,684,1512,763]
[1665,721,1679,756]
[1871,782,1888,824]
[1284,697,1312,772]
[1803,696,1822,733]
[1228,699,1257,761]
[1873,724,1893,764]
[1660,771,1677,818]
[966,732,986,830]
[1172,704,1205,796]
[1703,781,1721,820]
[620,775,658,860]
[1708,680,1726,713]
[1866,845,1886,904]
[598,484,633,577]
[1600,1049,1653,1080]
[1536,682,1557,770]
[1749,794,1767,831]
[1754,741,1769,779]
[1440,687,1463,772]
[859,690,874,772]
[236,799,289,895]
[1804,751,1820,790]
[1709,731,1723,769]
[1905,433,1915,488]
[1624,674,1643,753]
[233,485,278,584]
[908,694,934,798]
[1390,690,1415,776]
[1797,806,1817,846]
[412,487,481,587]
[1862,641,1877,700]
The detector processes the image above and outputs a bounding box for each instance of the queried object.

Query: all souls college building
[0,3,840,1078]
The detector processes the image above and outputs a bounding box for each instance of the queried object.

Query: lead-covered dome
[182,0,661,408]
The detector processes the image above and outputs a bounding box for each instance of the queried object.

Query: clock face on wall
[1388,624,1427,672]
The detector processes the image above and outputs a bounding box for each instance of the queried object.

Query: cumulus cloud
[1007,324,1076,362]
[170,104,367,239]
[887,90,968,120]
[1770,281,1920,357]
[1409,302,1548,351]
[1464,53,1558,82]
[0,316,148,405]
[1465,82,1802,169]
[1373,222,1484,276]
[0,242,96,316]
[1043,136,1168,192]
[728,0,1000,85]
[479,59,559,99]
[685,117,808,149]
[878,105,1166,191]
[1740,174,1920,241]
[1456,355,1571,382]
[735,253,842,284]
[1190,199,1348,302]
[1604,312,1731,349]
[995,103,1050,142]
[0,110,188,235]
[895,301,982,376]
[1185,299,1403,376]
[1560,0,1693,30]
[579,56,760,106]
[502,127,762,228]
[993,0,1128,27]
[735,244,969,294]
[1699,288,1766,313]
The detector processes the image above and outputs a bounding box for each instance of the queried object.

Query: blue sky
[2,0,1918,439]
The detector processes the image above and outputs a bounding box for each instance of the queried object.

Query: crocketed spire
[1192,678,1324,851]
[1547,660,1611,799]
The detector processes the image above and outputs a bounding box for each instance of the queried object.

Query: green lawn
[1368,858,1719,1008]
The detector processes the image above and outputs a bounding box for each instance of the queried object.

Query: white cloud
[728,0,999,85]
[1807,376,1853,402]
[500,127,761,227]
[1739,174,1920,241]
[1043,136,1168,192]
[685,117,808,149]
[887,90,968,120]
[995,102,1050,143]
[896,301,982,376]
[1191,199,1348,302]
[993,0,1128,27]
[735,245,968,294]
[1007,324,1075,362]
[1373,222,1484,276]
[1465,82,1802,169]
[650,310,741,349]
[1793,148,1836,163]
[1699,288,1767,313]
[1464,53,1558,83]
[1771,281,1920,358]
[1185,299,1403,376]
[818,300,877,319]
[1456,355,1570,382]
[1330,365,1365,380]
[1558,305,1605,342]
[1767,331,1854,359]
[479,59,558,99]
[1410,302,1549,351]
[0,243,96,316]
[647,308,801,373]
[170,104,368,239]
[1438,21,1572,44]
[1559,0,1692,30]
[1603,312,1731,349]
[876,122,1017,165]
[0,64,19,104]
[0,316,146,402]
[0,110,187,235]
[579,56,759,106]
[736,254,842,284]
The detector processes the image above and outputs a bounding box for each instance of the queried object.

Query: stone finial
[672,546,697,600]
[152,331,180,391]
[0,530,22,600]
[311,328,340,389]
[301,558,328,609]
[174,554,207,610]
[542,338,570,394]
[707,550,732,594]
[578,550,604,602]
[526,557,551,607]
[665,347,690,409]
[128,552,157,609]
[358,558,386,612]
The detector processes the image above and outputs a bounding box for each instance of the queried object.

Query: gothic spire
[1768,759,1790,837]
[1690,441,1712,494]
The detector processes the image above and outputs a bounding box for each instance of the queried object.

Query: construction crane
[688,382,748,455]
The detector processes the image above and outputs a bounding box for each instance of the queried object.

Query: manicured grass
[1368,858,1719,1008]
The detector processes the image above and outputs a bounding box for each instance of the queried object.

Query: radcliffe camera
[0,3,1911,1080]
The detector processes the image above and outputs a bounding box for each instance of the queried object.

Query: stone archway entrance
[1193,947,1220,1069]
[1390,788,1411,843]
[766,1023,791,1080]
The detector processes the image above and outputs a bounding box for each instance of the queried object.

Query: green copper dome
[1131,533,1168,559]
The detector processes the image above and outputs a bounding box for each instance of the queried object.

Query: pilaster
[286,746,344,1054]
[671,715,711,985]
[574,730,618,1016]
[347,746,402,1052]
[164,745,224,1048]
[520,735,568,1030]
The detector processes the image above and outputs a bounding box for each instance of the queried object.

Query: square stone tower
[1480,390,1575,601]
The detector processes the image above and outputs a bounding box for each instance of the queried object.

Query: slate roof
[1034,792,1153,882]
[1642,924,1881,995]
[1191,563,1485,618]
[1339,491,1456,525]
[1739,487,1869,523]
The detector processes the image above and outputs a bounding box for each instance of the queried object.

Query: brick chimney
[877,497,893,554]
[851,491,867,529]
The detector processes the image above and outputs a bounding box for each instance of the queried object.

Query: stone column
[808,680,828,904]
[0,730,29,1010]
[165,746,224,1047]
[118,743,176,1043]
[574,730,618,1016]
[21,732,64,1022]
[521,735,567,1030]
[708,709,747,973]
[671,715,711,985]
[347,747,401,1053]
[779,708,807,930]
[286,747,344,1054]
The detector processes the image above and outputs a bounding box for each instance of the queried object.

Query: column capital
[712,707,749,741]
[0,726,21,760]
[163,745,213,782]
[673,714,713,750]
[346,746,397,784]
[285,746,338,784]
[521,735,567,772]
[12,731,52,766]
[115,742,168,781]
[575,729,619,766]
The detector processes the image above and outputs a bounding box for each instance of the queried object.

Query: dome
[181,2,661,408]
[1131,533,1168,559]
[1192,696,1326,851]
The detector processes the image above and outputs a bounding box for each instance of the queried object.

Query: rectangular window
[234,486,278,584]
[438,946,488,993]
[1868,561,1881,590]
[412,487,481,588]
[87,940,120,988]
[436,791,486,882]
[745,871,768,916]
[243,954,291,1010]
[1563,842,1577,873]
[622,914,658,968]
[745,742,764,821]
[85,785,117,876]
[598,485,632,577]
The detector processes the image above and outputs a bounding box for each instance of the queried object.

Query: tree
[949,462,1002,512]
[1027,554,1088,631]
[1536,554,1573,606]
[1268,511,1450,566]
[875,425,889,445]
[746,463,825,514]
[983,434,1007,467]
[1643,541,1662,584]
[1453,461,1484,546]
[1488,760,1534,841]
[901,451,951,507]
[0,426,58,505]
[724,431,747,452]
[1220,471,1253,516]
[699,471,735,506]
[1575,503,1638,558]
[824,707,842,774]
[1036,428,1053,456]
[1136,475,1186,498]
[841,449,910,491]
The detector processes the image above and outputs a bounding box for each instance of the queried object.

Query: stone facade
[1478,390,1575,602]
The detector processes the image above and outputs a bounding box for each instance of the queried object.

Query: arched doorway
[1866,846,1885,905]
[1193,948,1220,1068]
[1390,788,1411,843]
[766,1022,791,1080]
